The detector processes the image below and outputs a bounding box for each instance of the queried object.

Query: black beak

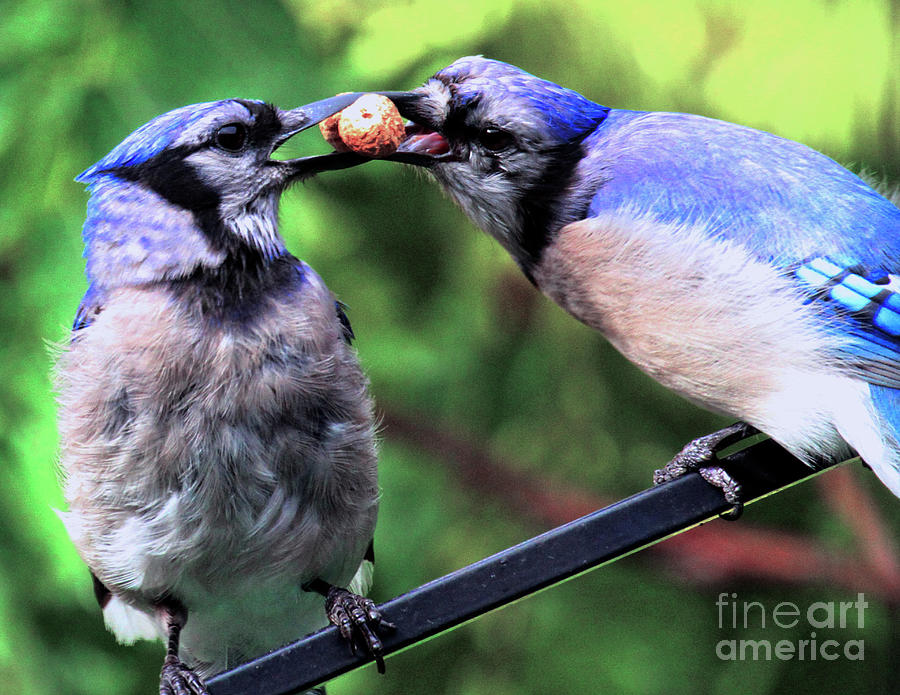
[375,91,429,121]
[276,93,372,176]
[378,91,455,167]
[277,90,450,177]
[277,93,368,143]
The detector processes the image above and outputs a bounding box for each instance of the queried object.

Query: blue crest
[76,99,261,184]
[437,56,609,142]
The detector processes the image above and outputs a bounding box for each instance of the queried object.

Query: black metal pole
[207,437,845,695]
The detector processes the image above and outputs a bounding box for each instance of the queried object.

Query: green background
[2,1,898,693]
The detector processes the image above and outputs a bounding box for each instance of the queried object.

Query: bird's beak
[275,93,371,177]
[276,91,453,178]
[379,91,455,167]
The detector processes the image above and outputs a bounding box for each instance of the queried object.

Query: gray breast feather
[56,272,378,613]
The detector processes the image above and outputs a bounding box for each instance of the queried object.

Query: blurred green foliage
[2,1,898,693]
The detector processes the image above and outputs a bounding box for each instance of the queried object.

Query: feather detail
[793,257,900,387]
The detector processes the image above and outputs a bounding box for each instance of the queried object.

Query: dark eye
[214,123,248,152]
[478,126,513,152]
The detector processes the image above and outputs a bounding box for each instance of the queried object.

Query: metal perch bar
[208,435,845,695]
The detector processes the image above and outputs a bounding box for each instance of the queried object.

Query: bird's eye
[214,123,248,152]
[478,126,513,152]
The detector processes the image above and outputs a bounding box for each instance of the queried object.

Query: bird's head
[78,95,368,283]
[384,56,609,271]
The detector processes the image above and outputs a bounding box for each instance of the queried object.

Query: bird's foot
[159,654,208,695]
[325,586,395,673]
[653,422,758,520]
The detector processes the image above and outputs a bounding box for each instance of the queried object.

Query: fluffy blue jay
[379,56,900,510]
[55,95,392,695]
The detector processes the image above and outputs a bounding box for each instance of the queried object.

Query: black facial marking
[166,250,294,326]
[114,158,237,256]
[235,100,283,149]
[110,146,221,212]
[517,141,593,282]
[107,101,283,214]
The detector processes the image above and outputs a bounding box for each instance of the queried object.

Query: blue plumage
[795,258,900,335]
[436,57,609,143]
[792,257,900,390]
[582,110,900,269]
[871,385,900,452]
[79,173,229,288]
[57,96,389,693]
[390,55,900,500]
[77,100,257,181]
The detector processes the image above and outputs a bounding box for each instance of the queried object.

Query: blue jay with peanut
[368,56,900,512]
[56,95,393,694]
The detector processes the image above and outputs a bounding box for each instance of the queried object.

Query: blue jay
[55,95,392,695]
[378,56,900,511]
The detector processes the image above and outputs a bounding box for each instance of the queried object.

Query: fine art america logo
[715,593,867,661]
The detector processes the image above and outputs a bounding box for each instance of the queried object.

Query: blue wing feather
[72,284,105,333]
[585,110,900,269]
[793,258,900,387]
[870,384,900,445]
[583,109,900,388]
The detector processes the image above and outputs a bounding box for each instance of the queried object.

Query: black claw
[324,586,392,673]
[374,652,386,674]
[160,656,209,695]
[719,503,744,520]
[654,422,756,520]
[698,465,744,520]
